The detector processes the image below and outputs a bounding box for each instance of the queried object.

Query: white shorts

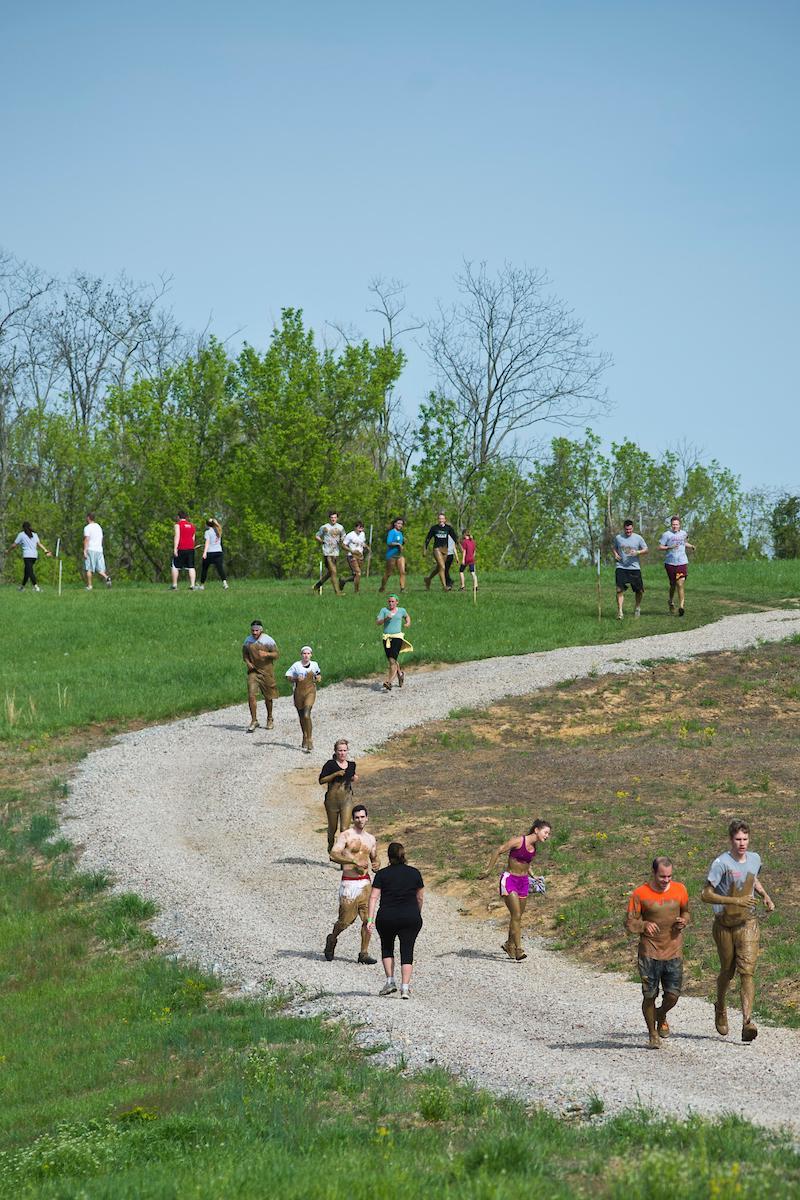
[339,878,371,901]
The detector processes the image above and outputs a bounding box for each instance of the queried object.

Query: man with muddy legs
[625,857,690,1049]
[319,738,358,852]
[424,512,458,591]
[325,804,379,964]
[701,820,775,1042]
[314,510,345,595]
[242,620,279,732]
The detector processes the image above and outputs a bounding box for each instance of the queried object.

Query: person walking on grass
[325,804,378,965]
[314,510,345,595]
[376,594,412,691]
[658,515,694,616]
[197,518,228,589]
[701,819,775,1044]
[340,519,368,592]
[286,646,321,752]
[378,517,406,593]
[613,519,647,619]
[424,511,459,591]
[83,512,112,590]
[8,522,51,591]
[625,857,690,1049]
[242,619,279,733]
[367,841,424,999]
[459,528,477,594]
[319,738,358,852]
[171,509,197,590]
[483,820,551,961]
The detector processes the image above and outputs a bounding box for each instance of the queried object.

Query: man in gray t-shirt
[612,521,648,619]
[701,819,775,1043]
[658,515,695,617]
[313,510,345,595]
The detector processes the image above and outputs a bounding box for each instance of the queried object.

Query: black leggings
[21,558,38,587]
[200,552,226,582]
[376,912,422,964]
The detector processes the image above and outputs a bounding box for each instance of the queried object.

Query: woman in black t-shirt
[367,842,424,1000]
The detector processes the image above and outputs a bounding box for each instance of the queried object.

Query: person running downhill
[8,522,52,591]
[424,511,459,591]
[484,820,551,961]
[378,517,406,593]
[376,594,412,690]
[242,619,279,733]
[658,515,695,616]
[625,856,690,1049]
[325,804,379,965]
[701,819,775,1043]
[285,646,321,752]
[340,520,368,593]
[319,738,358,852]
[613,519,647,619]
[314,510,345,595]
[459,529,477,594]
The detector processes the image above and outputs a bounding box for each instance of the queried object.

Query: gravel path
[64,610,800,1130]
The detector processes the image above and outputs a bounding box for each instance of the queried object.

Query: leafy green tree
[770,495,800,559]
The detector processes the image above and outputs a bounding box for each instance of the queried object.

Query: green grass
[1,786,799,1198]
[2,560,799,741]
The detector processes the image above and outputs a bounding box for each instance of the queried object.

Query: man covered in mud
[625,856,690,1049]
[242,619,279,733]
[701,819,775,1043]
[324,804,379,965]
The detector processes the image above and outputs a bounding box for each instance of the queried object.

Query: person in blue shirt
[378,517,406,593]
[376,594,412,690]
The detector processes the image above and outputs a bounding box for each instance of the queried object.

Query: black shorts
[173,549,196,570]
[376,912,422,964]
[461,562,475,573]
[616,568,643,592]
[383,637,403,660]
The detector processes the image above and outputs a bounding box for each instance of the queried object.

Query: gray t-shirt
[707,849,761,916]
[659,528,688,565]
[317,523,344,556]
[614,533,647,570]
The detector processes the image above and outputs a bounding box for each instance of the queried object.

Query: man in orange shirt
[625,857,690,1049]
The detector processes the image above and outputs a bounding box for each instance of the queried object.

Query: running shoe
[222,580,229,589]
[678,607,685,617]
[656,1018,671,1037]
[515,947,527,961]
[324,935,337,961]
[246,720,259,733]
[500,941,516,961]
[382,681,392,691]
[647,1033,661,1050]
[194,584,205,590]
[34,585,41,592]
[742,1020,758,1042]
[357,953,377,965]
[400,985,410,999]
[266,719,274,730]
[105,577,112,587]
[378,980,397,996]
[714,1003,729,1036]
[634,608,641,618]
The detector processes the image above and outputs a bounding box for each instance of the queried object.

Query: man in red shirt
[171,509,197,590]
[625,857,690,1048]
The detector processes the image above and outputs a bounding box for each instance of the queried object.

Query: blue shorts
[637,954,683,999]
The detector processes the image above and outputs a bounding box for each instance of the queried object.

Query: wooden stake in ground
[595,547,602,620]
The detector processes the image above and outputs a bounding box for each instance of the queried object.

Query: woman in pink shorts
[484,819,551,960]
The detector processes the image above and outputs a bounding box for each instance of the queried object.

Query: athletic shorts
[84,550,106,573]
[500,872,530,898]
[637,954,683,999]
[383,637,403,660]
[664,562,687,582]
[173,549,195,570]
[616,568,643,592]
[461,562,476,573]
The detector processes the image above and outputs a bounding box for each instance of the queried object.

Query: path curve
[64,610,800,1130]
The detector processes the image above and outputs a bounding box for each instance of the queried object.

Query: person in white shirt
[285,647,322,753]
[83,512,112,590]
[8,523,51,591]
[197,518,228,590]
[313,511,345,595]
[340,520,368,593]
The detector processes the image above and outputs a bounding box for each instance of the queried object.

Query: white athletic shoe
[246,720,259,733]
[194,584,205,590]
[400,985,410,1000]
[34,585,41,592]
[222,580,229,589]
[634,608,641,618]
[379,980,397,997]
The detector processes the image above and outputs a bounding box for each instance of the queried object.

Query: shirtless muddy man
[324,804,378,965]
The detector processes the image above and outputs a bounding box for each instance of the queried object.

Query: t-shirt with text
[614,533,647,570]
[659,529,688,565]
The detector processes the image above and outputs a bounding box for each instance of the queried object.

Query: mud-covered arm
[700,883,754,909]
[624,895,645,935]
[753,878,775,911]
[318,762,345,786]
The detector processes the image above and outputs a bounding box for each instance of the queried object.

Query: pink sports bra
[509,835,536,865]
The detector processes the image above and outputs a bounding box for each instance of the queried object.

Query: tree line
[1,249,793,583]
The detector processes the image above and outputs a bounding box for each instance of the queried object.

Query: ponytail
[387,841,407,865]
[527,819,551,836]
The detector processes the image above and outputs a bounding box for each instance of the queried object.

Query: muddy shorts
[637,954,683,999]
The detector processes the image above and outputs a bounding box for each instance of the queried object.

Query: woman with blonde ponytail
[198,517,228,589]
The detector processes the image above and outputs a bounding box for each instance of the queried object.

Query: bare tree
[0,250,54,569]
[426,261,611,475]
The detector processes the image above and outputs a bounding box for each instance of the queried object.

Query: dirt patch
[360,641,800,1026]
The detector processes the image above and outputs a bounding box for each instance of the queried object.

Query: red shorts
[665,563,687,582]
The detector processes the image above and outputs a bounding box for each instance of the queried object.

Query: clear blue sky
[3,1,798,491]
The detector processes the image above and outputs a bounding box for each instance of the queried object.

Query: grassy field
[364,639,800,1028]
[2,563,800,1196]
[2,560,800,741]
[1,775,799,1198]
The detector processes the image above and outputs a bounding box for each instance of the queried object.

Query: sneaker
[195,584,205,590]
[324,934,336,961]
[246,720,259,733]
[634,608,641,618]
[647,1033,661,1050]
[85,586,93,591]
[105,577,112,588]
[656,1017,671,1038]
[500,941,516,961]
[357,953,377,965]
[714,1003,729,1037]
[515,947,527,961]
[266,719,274,730]
[34,585,41,592]
[678,607,685,617]
[400,985,410,999]
[742,1020,758,1043]
[170,584,177,590]
[222,580,229,589]
[378,979,397,997]
[616,612,623,620]
[668,603,675,614]
[18,585,24,591]
[382,681,392,691]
